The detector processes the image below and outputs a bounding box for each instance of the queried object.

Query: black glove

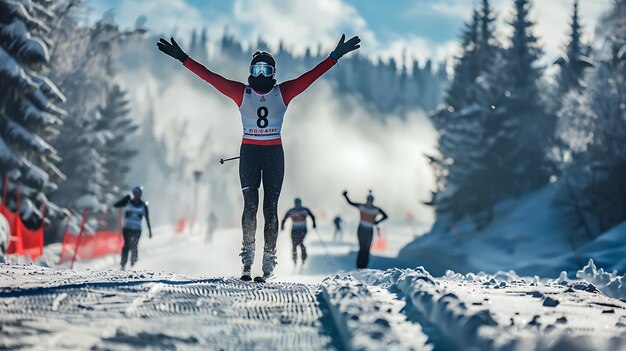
[331,34,361,60]
[342,190,348,197]
[157,37,188,62]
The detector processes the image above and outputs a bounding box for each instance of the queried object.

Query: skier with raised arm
[157,34,361,282]
[281,198,316,270]
[342,190,388,269]
[113,186,152,270]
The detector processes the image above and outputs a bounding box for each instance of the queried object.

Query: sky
[83,0,612,67]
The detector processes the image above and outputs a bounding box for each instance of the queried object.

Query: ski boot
[240,266,252,282]
[254,271,275,283]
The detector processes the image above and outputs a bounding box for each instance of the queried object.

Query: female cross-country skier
[281,198,317,270]
[157,34,360,282]
[342,190,388,269]
[113,186,153,270]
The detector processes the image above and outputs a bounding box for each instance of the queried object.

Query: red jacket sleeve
[279,56,337,106]
[183,57,246,107]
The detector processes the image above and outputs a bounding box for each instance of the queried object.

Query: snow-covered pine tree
[48,12,114,212]
[443,9,482,112]
[555,0,593,96]
[189,28,208,64]
[478,0,499,69]
[96,84,138,203]
[49,7,143,214]
[428,8,491,223]
[557,0,626,238]
[0,0,67,228]
[487,0,556,198]
[553,0,597,241]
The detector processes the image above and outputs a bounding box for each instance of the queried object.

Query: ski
[254,274,275,283]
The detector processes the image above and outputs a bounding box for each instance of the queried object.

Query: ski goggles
[250,63,275,77]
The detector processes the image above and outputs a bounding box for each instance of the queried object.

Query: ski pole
[219,156,240,164]
[311,228,347,269]
[312,228,331,257]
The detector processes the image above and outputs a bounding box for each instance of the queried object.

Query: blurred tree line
[428,0,626,244]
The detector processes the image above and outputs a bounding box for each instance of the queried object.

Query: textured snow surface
[356,267,626,351]
[577,259,626,300]
[3,227,626,350]
[0,265,339,350]
[321,275,431,351]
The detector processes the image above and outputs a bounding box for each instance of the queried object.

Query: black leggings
[356,224,374,269]
[291,227,308,263]
[239,144,285,268]
[121,228,141,268]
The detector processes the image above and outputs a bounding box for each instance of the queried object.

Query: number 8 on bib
[239,85,287,142]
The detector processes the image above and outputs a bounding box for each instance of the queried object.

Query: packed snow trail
[3,264,626,350]
[0,267,339,350]
[0,265,432,351]
[5,226,626,350]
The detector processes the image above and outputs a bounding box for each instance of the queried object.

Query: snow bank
[397,184,626,277]
[355,267,626,351]
[357,268,515,350]
[576,259,626,299]
[321,275,431,351]
[577,222,626,272]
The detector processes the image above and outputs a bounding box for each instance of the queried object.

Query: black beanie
[251,50,276,68]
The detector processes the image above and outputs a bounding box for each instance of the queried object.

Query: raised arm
[279,34,361,106]
[157,37,245,106]
[306,208,317,229]
[113,194,130,208]
[280,209,291,231]
[144,202,153,238]
[183,57,245,106]
[375,208,388,225]
[279,57,336,106]
[342,191,360,208]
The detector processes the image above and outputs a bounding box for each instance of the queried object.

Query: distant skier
[113,186,152,270]
[158,34,361,282]
[332,215,343,241]
[342,190,388,269]
[206,212,218,242]
[281,198,317,269]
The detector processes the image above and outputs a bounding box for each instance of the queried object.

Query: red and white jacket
[183,56,337,146]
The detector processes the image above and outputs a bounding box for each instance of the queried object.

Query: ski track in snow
[3,227,626,350]
[356,268,626,351]
[0,267,339,350]
[321,275,431,351]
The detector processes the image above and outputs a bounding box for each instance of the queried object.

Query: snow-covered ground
[32,220,425,280]
[2,223,626,350]
[357,267,626,351]
[398,185,626,278]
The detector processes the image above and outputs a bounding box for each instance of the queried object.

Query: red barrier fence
[1,204,22,255]
[60,230,124,264]
[1,177,44,260]
[59,209,124,268]
[1,176,123,264]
